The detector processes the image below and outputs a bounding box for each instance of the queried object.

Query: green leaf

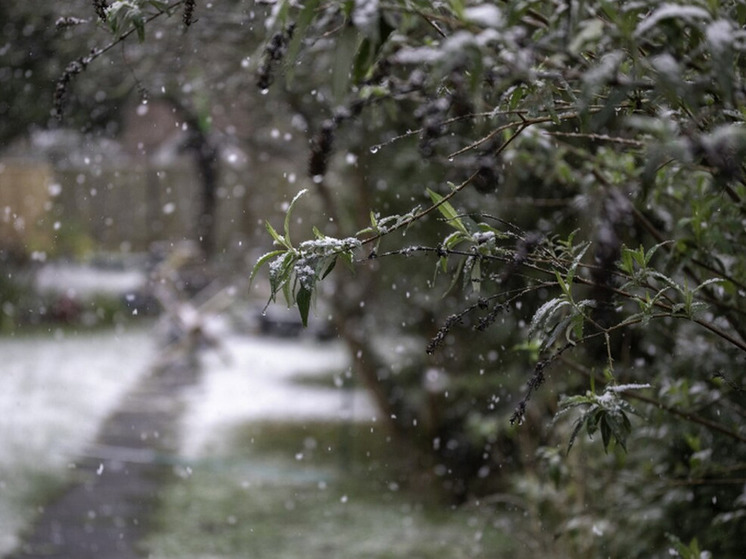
[284,0,321,83]
[106,1,146,40]
[555,270,569,297]
[269,251,297,301]
[284,188,308,246]
[448,0,465,19]
[339,250,355,271]
[694,277,725,292]
[296,285,312,327]
[333,25,360,102]
[530,297,571,338]
[569,312,584,344]
[508,85,525,111]
[352,38,374,84]
[618,247,635,275]
[147,0,169,11]
[665,534,707,559]
[443,231,467,250]
[266,220,289,249]
[250,249,286,284]
[442,257,466,298]
[320,256,337,279]
[427,188,469,235]
[645,241,670,265]
[567,414,587,453]
[470,257,482,293]
[600,414,612,451]
[133,17,145,42]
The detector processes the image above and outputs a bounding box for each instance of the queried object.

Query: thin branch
[55,1,184,119]
[361,123,531,247]
[692,317,746,355]
[419,12,447,38]
[511,343,575,425]
[367,109,532,154]
[447,112,580,160]
[545,130,644,147]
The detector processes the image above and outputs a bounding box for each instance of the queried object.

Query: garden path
[7,358,200,559]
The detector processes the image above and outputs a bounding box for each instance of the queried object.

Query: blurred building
[0,101,257,260]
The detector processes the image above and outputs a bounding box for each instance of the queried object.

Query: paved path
[7,358,201,559]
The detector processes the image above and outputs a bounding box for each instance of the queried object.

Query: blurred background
[3,2,746,559]
[1,2,526,558]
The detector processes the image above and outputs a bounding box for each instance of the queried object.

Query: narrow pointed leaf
[427,188,469,235]
[297,285,312,327]
[250,250,286,284]
[284,188,308,246]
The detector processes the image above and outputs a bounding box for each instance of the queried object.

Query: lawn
[146,421,516,559]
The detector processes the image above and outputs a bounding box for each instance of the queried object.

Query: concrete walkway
[7,358,201,559]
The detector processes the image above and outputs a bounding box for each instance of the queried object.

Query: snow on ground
[0,327,155,467]
[0,326,155,555]
[34,261,147,297]
[179,334,378,457]
[0,322,378,553]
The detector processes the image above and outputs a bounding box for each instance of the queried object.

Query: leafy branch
[54,0,185,119]
[560,357,746,445]
[251,190,361,326]
[556,384,648,454]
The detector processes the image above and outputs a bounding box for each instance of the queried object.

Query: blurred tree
[44,0,746,556]
[2,0,297,260]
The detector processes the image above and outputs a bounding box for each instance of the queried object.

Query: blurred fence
[0,160,54,256]
[0,156,260,257]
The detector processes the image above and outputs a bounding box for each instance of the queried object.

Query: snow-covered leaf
[635,4,710,37]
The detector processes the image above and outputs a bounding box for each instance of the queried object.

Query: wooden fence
[0,156,264,258]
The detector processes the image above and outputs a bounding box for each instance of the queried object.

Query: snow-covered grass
[0,322,517,558]
[0,326,155,555]
[151,336,518,558]
[147,421,517,559]
[179,334,377,457]
[0,323,377,555]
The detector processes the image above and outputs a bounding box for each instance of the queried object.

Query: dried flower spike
[183,0,196,27]
[53,57,88,121]
[92,0,108,22]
